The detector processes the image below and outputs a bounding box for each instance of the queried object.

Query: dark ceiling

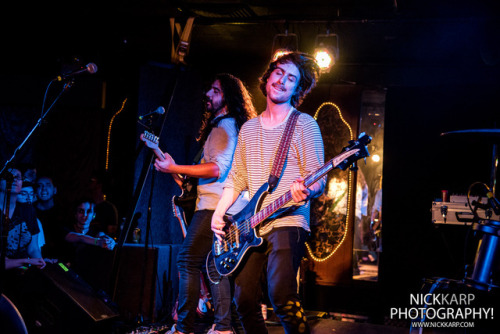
[0,2,496,142]
[3,0,499,80]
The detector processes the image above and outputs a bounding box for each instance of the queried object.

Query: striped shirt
[226,108,325,235]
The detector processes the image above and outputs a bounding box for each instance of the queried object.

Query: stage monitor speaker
[69,243,181,323]
[0,294,28,334]
[27,262,119,334]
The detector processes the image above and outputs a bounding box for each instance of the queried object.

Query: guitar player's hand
[290,177,310,203]
[211,213,226,241]
[154,154,176,173]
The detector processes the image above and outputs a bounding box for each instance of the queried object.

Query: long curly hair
[259,52,320,108]
[197,73,256,143]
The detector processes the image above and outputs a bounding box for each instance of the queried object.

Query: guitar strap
[192,147,204,165]
[267,108,300,193]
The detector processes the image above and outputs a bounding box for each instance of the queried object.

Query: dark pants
[176,210,232,334]
[233,227,310,334]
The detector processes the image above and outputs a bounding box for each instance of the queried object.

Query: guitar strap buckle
[267,175,279,193]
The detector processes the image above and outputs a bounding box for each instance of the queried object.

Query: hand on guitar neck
[140,132,183,188]
[140,130,197,217]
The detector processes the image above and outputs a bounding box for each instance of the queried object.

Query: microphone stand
[0,80,74,177]
[109,65,183,322]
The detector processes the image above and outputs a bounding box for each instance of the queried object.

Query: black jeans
[176,210,232,333]
[233,226,310,334]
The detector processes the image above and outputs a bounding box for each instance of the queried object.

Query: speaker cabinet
[113,244,180,322]
[17,263,119,334]
[72,243,180,323]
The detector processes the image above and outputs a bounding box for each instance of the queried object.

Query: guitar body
[173,176,197,224]
[213,182,270,276]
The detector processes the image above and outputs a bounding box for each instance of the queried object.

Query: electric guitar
[140,131,212,317]
[212,133,372,276]
[140,131,197,222]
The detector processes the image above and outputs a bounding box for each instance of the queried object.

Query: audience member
[34,176,65,258]
[17,181,45,249]
[4,257,45,270]
[0,168,45,267]
[62,198,115,265]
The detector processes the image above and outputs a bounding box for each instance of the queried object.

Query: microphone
[485,187,500,215]
[138,106,165,120]
[54,63,98,81]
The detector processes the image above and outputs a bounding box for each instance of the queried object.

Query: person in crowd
[4,257,45,270]
[155,73,256,334]
[0,168,45,268]
[212,52,324,334]
[34,175,65,258]
[17,181,45,250]
[64,198,116,253]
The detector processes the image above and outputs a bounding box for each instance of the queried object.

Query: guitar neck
[152,148,165,160]
[249,148,359,229]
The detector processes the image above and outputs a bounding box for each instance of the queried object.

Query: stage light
[314,49,333,69]
[272,49,292,61]
[372,154,381,163]
[271,31,298,61]
[313,33,339,73]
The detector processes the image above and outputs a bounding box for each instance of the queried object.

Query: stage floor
[266,318,407,334]
[181,312,408,334]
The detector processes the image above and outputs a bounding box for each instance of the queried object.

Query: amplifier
[432,196,500,225]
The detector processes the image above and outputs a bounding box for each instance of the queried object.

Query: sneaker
[206,324,233,334]
[166,324,180,334]
[165,324,193,334]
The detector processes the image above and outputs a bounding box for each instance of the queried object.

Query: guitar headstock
[336,132,372,171]
[140,131,160,150]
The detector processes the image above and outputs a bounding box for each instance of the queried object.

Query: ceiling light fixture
[313,31,339,73]
[271,29,299,61]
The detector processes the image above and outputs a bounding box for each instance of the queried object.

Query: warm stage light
[372,154,381,163]
[314,48,334,69]
[271,31,298,61]
[314,33,339,73]
[272,49,292,61]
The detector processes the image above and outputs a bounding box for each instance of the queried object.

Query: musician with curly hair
[155,73,256,334]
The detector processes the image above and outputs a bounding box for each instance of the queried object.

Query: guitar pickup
[233,224,240,249]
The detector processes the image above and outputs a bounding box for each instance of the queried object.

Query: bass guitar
[140,131,212,317]
[212,133,371,276]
